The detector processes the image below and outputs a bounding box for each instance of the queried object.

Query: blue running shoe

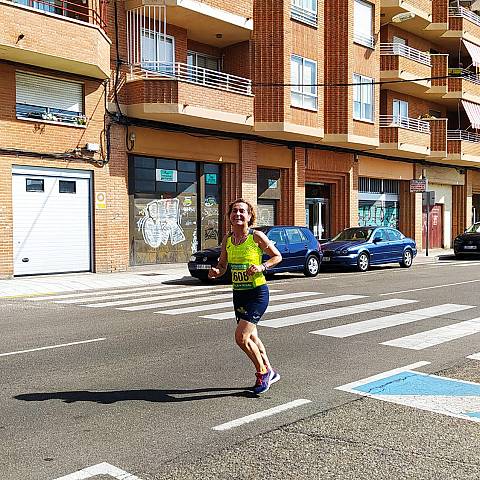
[253,369,277,394]
[270,370,280,385]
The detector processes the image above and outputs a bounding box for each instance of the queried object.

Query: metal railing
[9,0,107,30]
[449,6,480,27]
[380,43,431,66]
[130,62,253,96]
[16,104,87,125]
[354,32,375,49]
[291,4,317,27]
[448,130,480,143]
[380,115,430,134]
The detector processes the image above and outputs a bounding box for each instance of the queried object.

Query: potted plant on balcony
[75,115,87,126]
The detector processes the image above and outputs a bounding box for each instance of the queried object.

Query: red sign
[410,179,428,192]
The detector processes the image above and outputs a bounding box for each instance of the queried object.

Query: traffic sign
[410,179,428,192]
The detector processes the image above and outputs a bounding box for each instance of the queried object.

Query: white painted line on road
[53,461,142,480]
[336,361,431,392]
[212,399,312,431]
[0,338,106,357]
[262,299,417,329]
[86,287,232,308]
[28,283,179,301]
[156,290,304,315]
[311,304,474,338]
[467,352,480,360]
[379,279,480,296]
[202,294,363,320]
[382,317,480,350]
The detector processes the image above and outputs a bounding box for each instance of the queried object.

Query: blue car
[188,225,323,281]
[321,226,417,272]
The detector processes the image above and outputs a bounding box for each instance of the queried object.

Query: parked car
[454,222,480,257]
[188,225,323,281]
[321,226,417,272]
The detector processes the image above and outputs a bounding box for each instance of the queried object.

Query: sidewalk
[0,249,455,298]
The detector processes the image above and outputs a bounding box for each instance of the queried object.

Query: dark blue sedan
[321,226,417,272]
[188,225,323,281]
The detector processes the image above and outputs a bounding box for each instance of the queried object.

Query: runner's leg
[235,320,265,372]
[251,327,271,370]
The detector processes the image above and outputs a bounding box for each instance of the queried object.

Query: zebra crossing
[24,283,480,352]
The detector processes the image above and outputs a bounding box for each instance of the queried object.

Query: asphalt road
[2,256,480,479]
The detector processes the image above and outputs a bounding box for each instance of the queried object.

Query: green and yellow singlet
[226,232,267,290]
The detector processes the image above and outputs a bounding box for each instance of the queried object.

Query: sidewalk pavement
[0,249,455,298]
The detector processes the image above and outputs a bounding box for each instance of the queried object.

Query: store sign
[268,179,278,189]
[410,179,428,192]
[205,173,217,185]
[156,169,177,182]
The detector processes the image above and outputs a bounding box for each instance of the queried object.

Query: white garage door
[13,166,92,276]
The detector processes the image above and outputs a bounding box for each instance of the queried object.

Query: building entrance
[305,184,330,239]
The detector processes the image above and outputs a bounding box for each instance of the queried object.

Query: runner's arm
[208,236,228,279]
[248,230,282,274]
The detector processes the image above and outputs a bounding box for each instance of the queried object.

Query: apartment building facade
[1,0,480,276]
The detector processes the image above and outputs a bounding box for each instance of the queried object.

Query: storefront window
[358,177,399,228]
[129,156,221,265]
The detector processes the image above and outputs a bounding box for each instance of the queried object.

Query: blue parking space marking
[337,362,480,423]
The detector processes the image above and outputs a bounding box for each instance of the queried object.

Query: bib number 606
[232,270,249,282]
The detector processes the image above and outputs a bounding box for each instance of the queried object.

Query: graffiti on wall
[358,204,398,228]
[137,198,186,248]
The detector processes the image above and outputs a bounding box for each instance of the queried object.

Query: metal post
[426,203,429,257]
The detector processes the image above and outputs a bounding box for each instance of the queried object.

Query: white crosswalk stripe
[310,304,474,338]
[156,292,323,315]
[381,317,480,350]
[202,294,366,320]
[261,299,417,329]
[85,287,233,308]
[55,284,217,304]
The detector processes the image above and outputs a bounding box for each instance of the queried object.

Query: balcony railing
[380,115,431,134]
[130,62,253,96]
[291,4,317,27]
[354,32,375,49]
[448,68,480,85]
[380,43,431,67]
[449,6,480,28]
[448,130,480,143]
[9,0,107,30]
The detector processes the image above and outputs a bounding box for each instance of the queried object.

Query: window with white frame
[354,0,374,48]
[141,30,174,74]
[291,0,317,27]
[16,72,85,126]
[353,74,374,122]
[291,55,317,110]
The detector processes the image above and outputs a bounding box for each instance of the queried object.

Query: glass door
[306,198,329,239]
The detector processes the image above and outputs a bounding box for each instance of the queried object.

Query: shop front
[257,168,281,226]
[129,155,221,265]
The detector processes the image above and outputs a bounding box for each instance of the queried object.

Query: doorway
[306,183,330,239]
[422,204,443,249]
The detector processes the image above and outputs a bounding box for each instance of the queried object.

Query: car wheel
[400,249,413,268]
[357,252,370,272]
[304,254,320,277]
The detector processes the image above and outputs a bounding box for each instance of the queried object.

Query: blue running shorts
[232,284,270,325]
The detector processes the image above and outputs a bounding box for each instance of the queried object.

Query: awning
[463,39,480,67]
[462,100,480,129]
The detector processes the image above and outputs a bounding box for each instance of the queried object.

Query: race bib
[230,263,253,290]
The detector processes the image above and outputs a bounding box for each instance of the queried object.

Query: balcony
[445,70,480,105]
[380,43,431,96]
[378,115,431,157]
[447,6,480,44]
[125,0,252,48]
[380,0,431,28]
[447,130,480,166]
[0,0,110,78]
[124,62,254,131]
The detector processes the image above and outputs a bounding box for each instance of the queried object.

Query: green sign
[156,169,177,182]
[205,173,217,185]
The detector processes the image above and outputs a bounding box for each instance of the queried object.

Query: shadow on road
[14,387,257,404]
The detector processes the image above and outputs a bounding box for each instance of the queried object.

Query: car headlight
[189,255,196,262]
[340,249,351,255]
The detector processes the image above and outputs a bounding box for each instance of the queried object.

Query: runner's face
[230,202,251,227]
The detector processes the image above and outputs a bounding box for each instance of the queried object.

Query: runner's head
[228,198,256,227]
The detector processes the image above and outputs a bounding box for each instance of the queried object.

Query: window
[267,228,287,245]
[393,99,409,126]
[26,178,44,192]
[187,52,220,71]
[187,51,221,85]
[59,180,76,194]
[354,0,374,48]
[16,72,84,126]
[141,30,174,74]
[291,55,317,110]
[387,229,403,241]
[291,0,317,27]
[285,227,306,244]
[353,74,374,121]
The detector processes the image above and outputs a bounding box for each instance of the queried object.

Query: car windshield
[332,228,374,241]
[465,222,480,233]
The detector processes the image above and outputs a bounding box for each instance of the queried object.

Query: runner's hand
[246,264,263,276]
[208,267,221,279]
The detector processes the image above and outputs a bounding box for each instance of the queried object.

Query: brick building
[1,0,480,276]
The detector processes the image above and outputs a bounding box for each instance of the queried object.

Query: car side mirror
[373,237,382,243]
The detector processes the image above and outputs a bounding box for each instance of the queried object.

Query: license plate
[323,257,330,262]
[464,245,477,250]
[195,264,211,269]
